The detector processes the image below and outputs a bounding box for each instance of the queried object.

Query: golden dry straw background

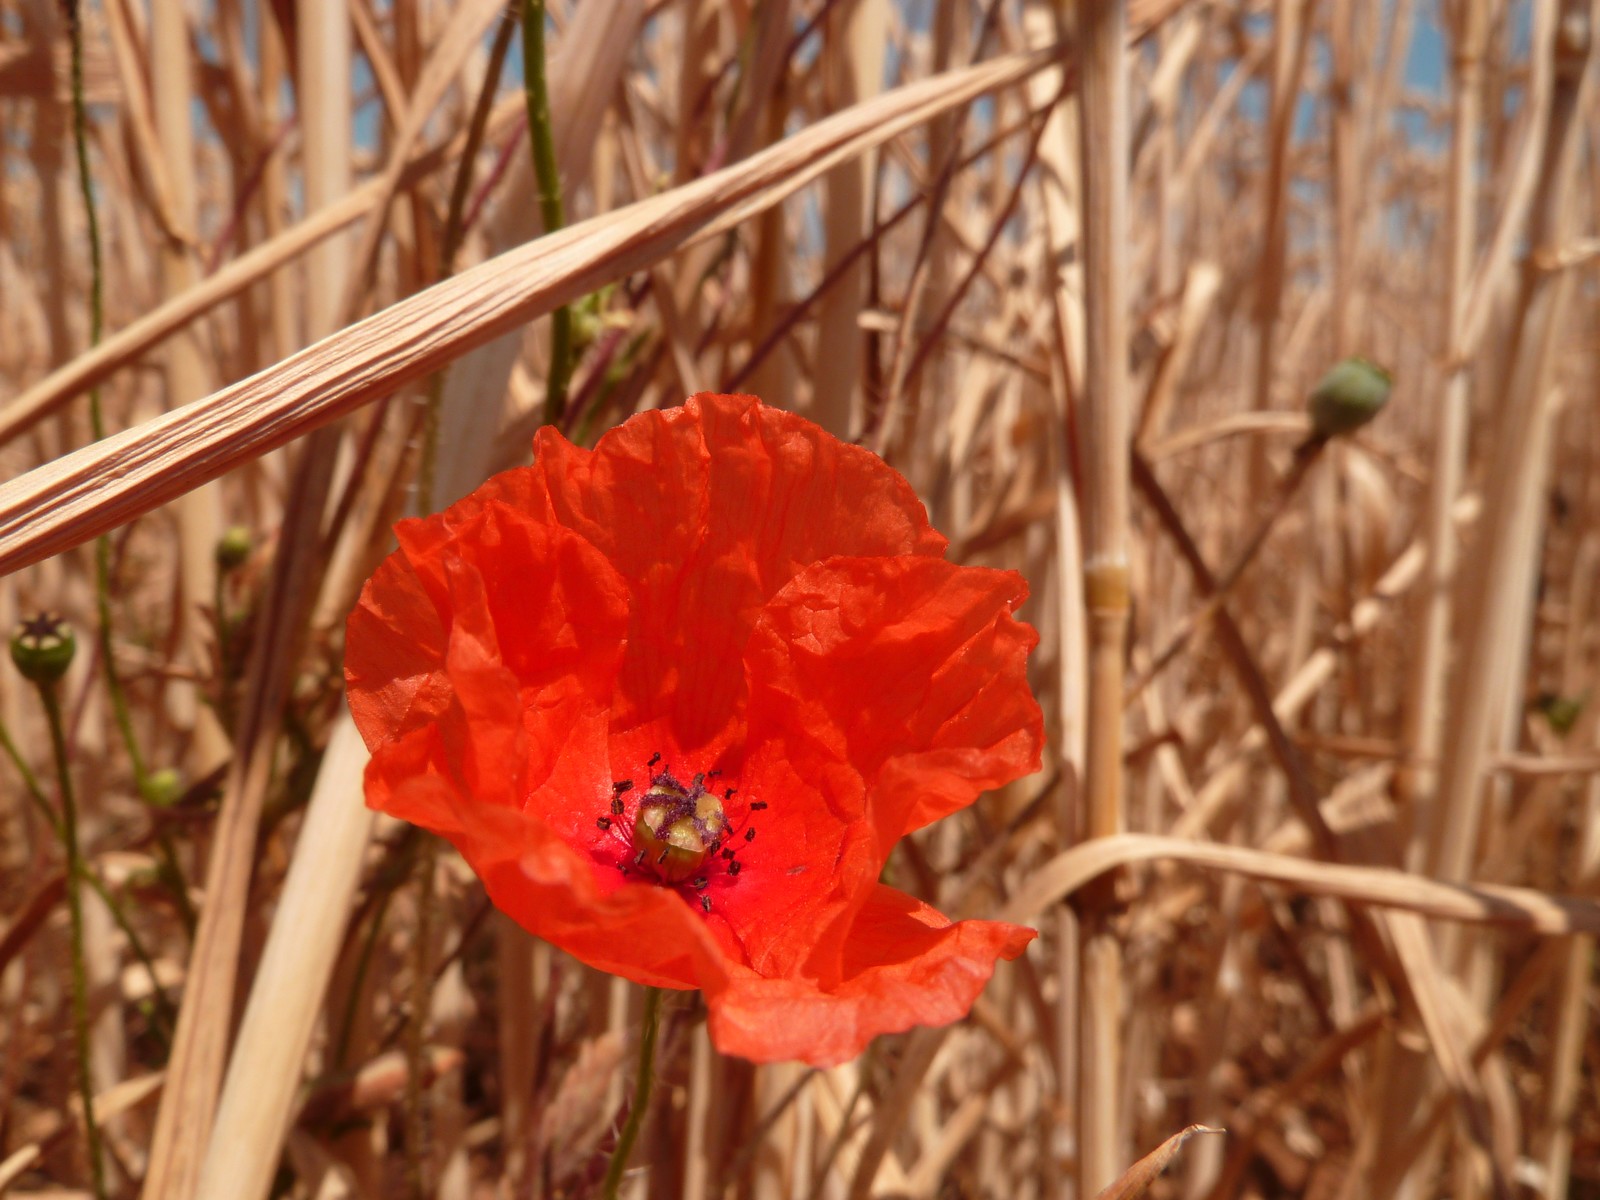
[0,1,1597,1198]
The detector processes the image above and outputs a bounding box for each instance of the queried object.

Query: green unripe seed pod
[216,525,254,571]
[140,767,184,808]
[1534,692,1586,738]
[11,612,76,685]
[1308,357,1392,440]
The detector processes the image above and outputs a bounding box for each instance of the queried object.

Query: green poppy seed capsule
[632,772,732,885]
[10,612,76,685]
[634,805,710,884]
[216,525,254,571]
[1534,691,1586,738]
[140,767,183,808]
[1308,357,1392,440]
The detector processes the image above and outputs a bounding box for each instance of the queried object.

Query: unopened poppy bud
[216,525,253,571]
[11,612,76,684]
[140,767,183,808]
[1308,357,1392,440]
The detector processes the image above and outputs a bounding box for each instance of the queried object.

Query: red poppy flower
[345,394,1042,1065]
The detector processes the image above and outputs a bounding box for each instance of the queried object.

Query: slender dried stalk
[1075,0,1132,1190]
[151,0,223,773]
[1399,0,1487,863]
[811,0,886,438]
[1023,7,1088,1197]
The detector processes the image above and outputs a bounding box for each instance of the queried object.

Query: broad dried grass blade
[0,48,1057,576]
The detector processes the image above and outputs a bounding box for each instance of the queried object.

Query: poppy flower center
[632,770,729,884]
[595,753,766,912]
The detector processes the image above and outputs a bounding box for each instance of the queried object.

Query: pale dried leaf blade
[0,91,524,448]
[1093,1125,1224,1200]
[998,834,1600,935]
[0,47,1056,576]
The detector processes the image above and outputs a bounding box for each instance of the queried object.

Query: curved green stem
[602,986,663,1200]
[37,681,108,1200]
[334,884,393,1069]
[0,712,45,802]
[416,8,518,517]
[1,716,176,1043]
[63,0,103,434]
[65,2,162,868]
[520,0,574,428]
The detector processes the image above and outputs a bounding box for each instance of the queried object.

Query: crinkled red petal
[521,394,948,752]
[348,499,629,822]
[746,555,1042,841]
[706,884,1035,1066]
[704,556,1041,979]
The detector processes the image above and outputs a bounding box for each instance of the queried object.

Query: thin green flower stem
[35,678,108,1200]
[150,830,197,937]
[416,7,519,518]
[602,986,664,1200]
[2,712,176,1041]
[1125,437,1327,704]
[404,838,438,1200]
[333,883,393,1070]
[212,568,233,729]
[520,0,574,428]
[64,0,150,795]
[0,711,45,801]
[86,877,176,1044]
[63,0,103,438]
